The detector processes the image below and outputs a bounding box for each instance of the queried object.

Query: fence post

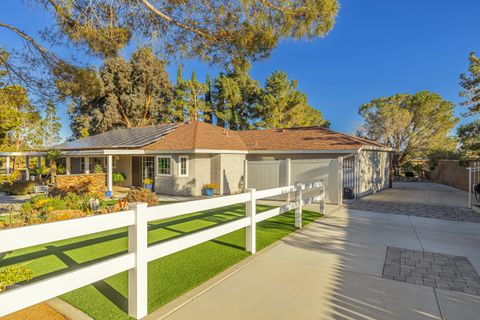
[295,182,303,228]
[244,159,248,192]
[320,185,326,215]
[286,158,291,202]
[246,188,256,254]
[338,157,344,205]
[128,202,149,319]
[468,167,472,209]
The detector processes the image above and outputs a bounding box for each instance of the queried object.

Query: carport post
[25,156,30,181]
[84,156,90,174]
[65,157,71,175]
[5,156,10,175]
[107,155,113,194]
[295,182,303,228]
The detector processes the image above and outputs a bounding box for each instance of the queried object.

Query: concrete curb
[145,205,341,320]
[46,298,93,320]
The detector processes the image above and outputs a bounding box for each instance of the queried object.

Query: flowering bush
[202,183,219,190]
[2,192,119,229]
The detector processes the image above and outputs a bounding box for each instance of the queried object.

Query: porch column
[5,156,10,175]
[84,156,90,174]
[66,157,71,175]
[25,156,30,181]
[107,155,113,194]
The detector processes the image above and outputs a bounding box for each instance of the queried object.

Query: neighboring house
[0,121,392,199]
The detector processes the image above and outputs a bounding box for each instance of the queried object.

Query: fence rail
[0,181,325,319]
[468,162,480,208]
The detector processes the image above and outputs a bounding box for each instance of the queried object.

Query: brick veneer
[56,173,106,196]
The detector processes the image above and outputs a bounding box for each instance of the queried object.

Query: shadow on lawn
[0,204,296,313]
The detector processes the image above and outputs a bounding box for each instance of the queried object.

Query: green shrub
[0,265,34,292]
[112,172,126,184]
[93,164,104,173]
[57,165,66,175]
[3,181,35,195]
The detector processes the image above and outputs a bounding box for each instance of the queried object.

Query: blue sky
[1,0,479,141]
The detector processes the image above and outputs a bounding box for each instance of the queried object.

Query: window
[79,157,85,172]
[179,156,189,177]
[157,157,171,175]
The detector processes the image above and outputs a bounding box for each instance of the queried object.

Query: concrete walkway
[160,202,480,320]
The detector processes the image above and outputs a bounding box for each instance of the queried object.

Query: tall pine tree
[43,100,62,147]
[255,71,328,129]
[213,59,260,130]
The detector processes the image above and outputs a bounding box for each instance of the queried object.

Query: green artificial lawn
[0,204,322,320]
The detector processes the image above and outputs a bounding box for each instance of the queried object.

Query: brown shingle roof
[239,127,367,150]
[142,122,388,152]
[142,121,248,151]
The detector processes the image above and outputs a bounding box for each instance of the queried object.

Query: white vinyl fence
[246,158,343,204]
[468,162,480,208]
[0,182,325,319]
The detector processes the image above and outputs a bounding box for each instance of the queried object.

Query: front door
[131,156,155,189]
[132,156,142,187]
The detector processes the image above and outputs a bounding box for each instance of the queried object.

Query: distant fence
[246,158,342,204]
[432,160,471,191]
[0,182,325,319]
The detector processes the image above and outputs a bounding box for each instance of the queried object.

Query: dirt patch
[0,303,66,320]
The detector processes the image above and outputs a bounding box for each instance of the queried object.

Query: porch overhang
[61,149,146,156]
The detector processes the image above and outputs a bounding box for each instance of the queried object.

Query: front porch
[0,150,155,197]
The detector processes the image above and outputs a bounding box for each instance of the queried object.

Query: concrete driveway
[152,193,480,320]
[360,182,469,208]
[348,182,478,222]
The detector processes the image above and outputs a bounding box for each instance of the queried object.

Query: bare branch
[137,0,220,42]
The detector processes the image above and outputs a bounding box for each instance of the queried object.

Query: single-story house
[0,121,392,199]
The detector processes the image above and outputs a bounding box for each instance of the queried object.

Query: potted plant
[112,172,126,185]
[143,178,153,190]
[202,183,218,196]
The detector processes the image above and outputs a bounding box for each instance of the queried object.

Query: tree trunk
[50,160,57,184]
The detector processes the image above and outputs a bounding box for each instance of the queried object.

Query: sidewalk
[155,203,480,320]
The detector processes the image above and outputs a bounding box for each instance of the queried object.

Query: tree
[63,47,173,137]
[43,100,62,147]
[256,70,328,129]
[46,149,62,184]
[180,72,211,121]
[457,120,480,158]
[204,74,213,123]
[358,91,459,171]
[213,59,261,129]
[0,50,45,153]
[0,0,339,97]
[460,52,480,115]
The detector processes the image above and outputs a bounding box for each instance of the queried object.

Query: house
[0,121,392,199]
